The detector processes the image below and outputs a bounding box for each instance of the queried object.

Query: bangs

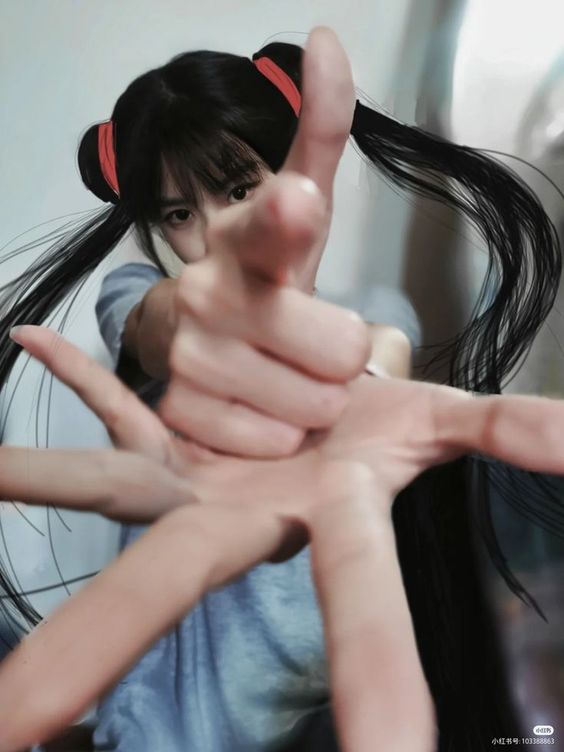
[158,130,264,214]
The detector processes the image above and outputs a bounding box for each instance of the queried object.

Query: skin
[0,29,432,751]
[5,323,564,752]
[1,26,562,752]
[125,273,411,384]
[118,25,369,460]
[121,35,411,433]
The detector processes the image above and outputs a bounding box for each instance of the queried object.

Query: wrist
[367,325,412,379]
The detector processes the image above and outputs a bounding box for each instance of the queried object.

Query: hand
[134,28,368,457]
[0,327,433,752]
[5,325,564,751]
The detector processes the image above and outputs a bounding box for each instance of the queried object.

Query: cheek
[160,226,207,264]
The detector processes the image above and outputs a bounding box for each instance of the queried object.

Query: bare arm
[367,324,412,378]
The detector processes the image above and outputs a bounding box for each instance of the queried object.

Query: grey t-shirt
[93,263,421,752]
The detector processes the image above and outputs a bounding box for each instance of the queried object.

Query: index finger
[10,325,172,462]
[206,29,354,288]
[281,27,356,202]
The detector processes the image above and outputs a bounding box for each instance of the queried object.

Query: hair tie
[98,121,120,197]
[253,57,301,117]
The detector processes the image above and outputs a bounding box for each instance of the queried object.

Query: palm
[180,377,465,517]
[4,328,564,752]
[308,377,452,489]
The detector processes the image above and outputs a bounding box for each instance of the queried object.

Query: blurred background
[1,0,564,744]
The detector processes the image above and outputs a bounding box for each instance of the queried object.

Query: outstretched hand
[4,324,564,751]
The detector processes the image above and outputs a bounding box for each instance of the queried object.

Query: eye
[163,208,193,227]
[228,182,259,203]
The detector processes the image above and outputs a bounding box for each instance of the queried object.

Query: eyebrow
[159,196,189,208]
[158,166,262,209]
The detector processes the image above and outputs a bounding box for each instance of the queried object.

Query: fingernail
[298,176,318,195]
[9,326,23,342]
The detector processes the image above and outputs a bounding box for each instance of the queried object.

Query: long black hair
[0,41,562,750]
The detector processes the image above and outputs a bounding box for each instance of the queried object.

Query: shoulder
[96,263,165,317]
[100,262,164,294]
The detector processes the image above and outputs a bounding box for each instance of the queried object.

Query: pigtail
[0,206,131,391]
[350,102,561,394]
[0,121,134,630]
[0,119,132,389]
[346,103,563,747]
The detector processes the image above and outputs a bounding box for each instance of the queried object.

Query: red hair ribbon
[253,57,301,117]
[98,121,120,197]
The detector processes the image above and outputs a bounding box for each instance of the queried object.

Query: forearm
[312,481,436,752]
[122,278,178,380]
[366,324,412,379]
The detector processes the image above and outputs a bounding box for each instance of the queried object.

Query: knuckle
[312,123,349,150]
[168,332,200,379]
[176,264,216,319]
[269,423,305,457]
[173,333,226,390]
[228,407,304,457]
[157,390,178,429]
[308,384,349,427]
[102,382,130,440]
[159,385,207,443]
[335,312,371,379]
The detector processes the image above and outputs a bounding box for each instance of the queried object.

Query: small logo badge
[533,725,554,736]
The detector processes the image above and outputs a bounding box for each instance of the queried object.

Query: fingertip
[308,384,350,429]
[156,392,173,428]
[307,26,339,48]
[302,26,355,126]
[9,324,39,344]
[229,174,325,283]
[324,312,371,382]
[261,422,305,458]
[9,325,59,353]
[8,326,23,344]
[265,173,325,238]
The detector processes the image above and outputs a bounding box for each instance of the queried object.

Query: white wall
[450,0,564,396]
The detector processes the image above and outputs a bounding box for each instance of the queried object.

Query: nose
[201,200,225,229]
[200,197,232,255]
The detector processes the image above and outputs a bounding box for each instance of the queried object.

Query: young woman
[0,26,562,752]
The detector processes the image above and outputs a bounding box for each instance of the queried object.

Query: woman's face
[158,163,273,264]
